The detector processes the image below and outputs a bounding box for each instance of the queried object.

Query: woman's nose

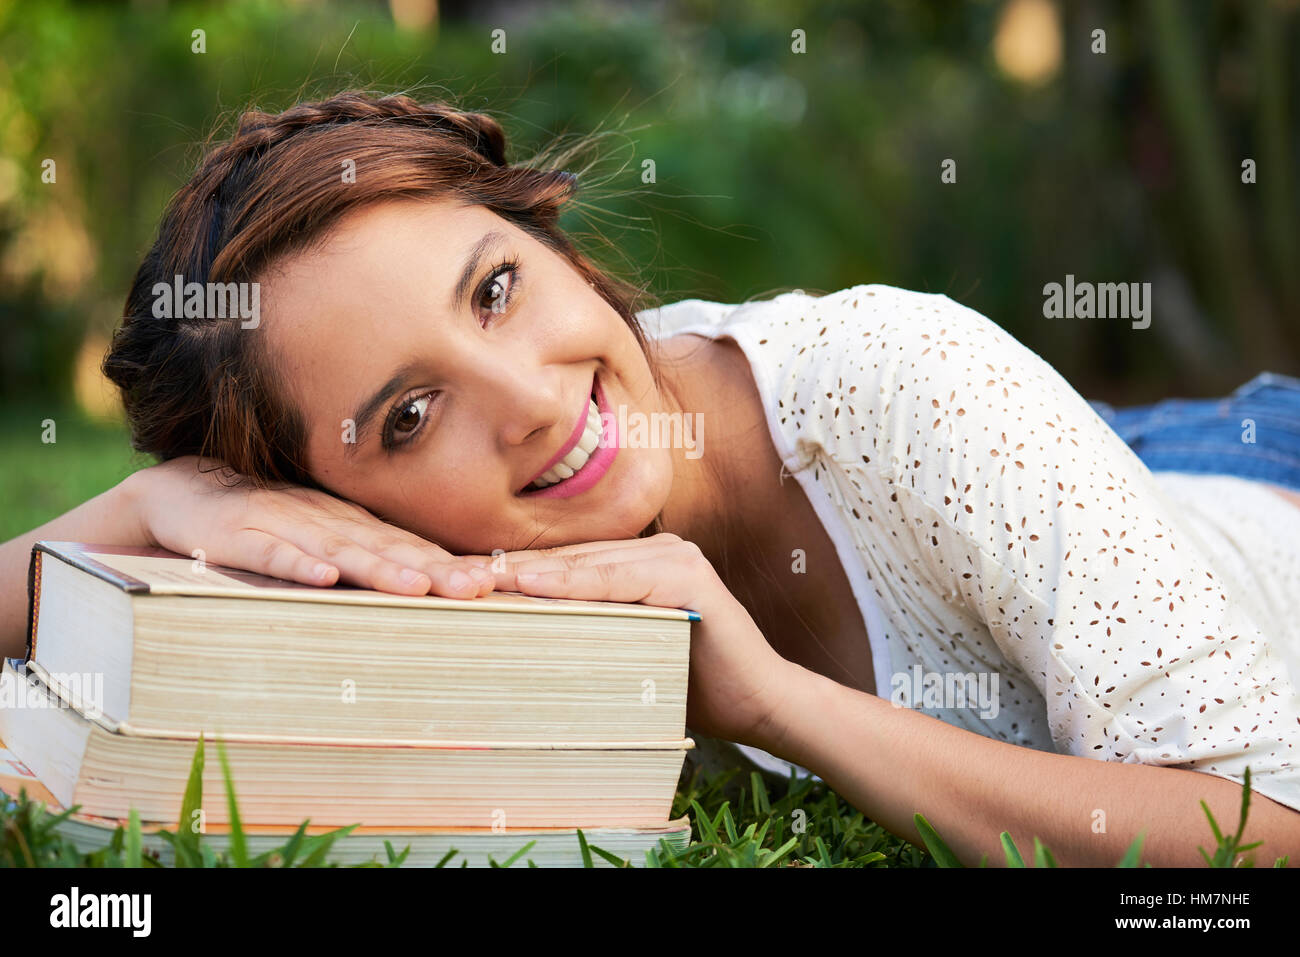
[480,367,569,447]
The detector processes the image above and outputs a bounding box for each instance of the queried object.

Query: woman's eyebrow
[451,229,506,310]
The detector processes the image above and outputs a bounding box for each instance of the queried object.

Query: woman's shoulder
[638,283,995,356]
[639,283,1038,466]
[645,283,1026,426]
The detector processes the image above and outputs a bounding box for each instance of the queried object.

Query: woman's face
[259,196,674,555]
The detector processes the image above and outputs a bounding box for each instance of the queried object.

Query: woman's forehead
[276,196,495,271]
[258,199,508,330]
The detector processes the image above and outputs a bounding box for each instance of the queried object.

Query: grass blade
[587,843,631,867]
[175,735,205,868]
[1000,832,1025,867]
[913,813,963,868]
[690,799,720,844]
[750,772,771,816]
[1117,831,1146,868]
[576,828,594,868]
[215,739,247,868]
[384,840,412,867]
[497,840,538,868]
[1200,799,1225,843]
[720,804,739,844]
[298,825,358,868]
[125,808,142,869]
[1032,836,1057,868]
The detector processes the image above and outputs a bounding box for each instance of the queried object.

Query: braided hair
[104,91,653,489]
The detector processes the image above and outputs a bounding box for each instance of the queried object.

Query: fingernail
[450,570,474,591]
[516,572,539,584]
[399,568,426,586]
[313,562,333,580]
[467,566,492,584]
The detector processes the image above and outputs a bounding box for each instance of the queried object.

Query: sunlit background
[1,0,1297,535]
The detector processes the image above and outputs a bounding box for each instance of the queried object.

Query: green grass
[0,400,144,541]
[0,737,1288,868]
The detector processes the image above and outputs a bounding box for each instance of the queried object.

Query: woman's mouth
[519,376,619,499]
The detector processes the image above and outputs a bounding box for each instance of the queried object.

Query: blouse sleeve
[779,284,1300,812]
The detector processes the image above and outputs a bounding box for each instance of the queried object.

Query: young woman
[3,92,1298,866]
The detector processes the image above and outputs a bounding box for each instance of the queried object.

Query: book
[0,737,691,868]
[25,541,695,744]
[0,659,691,828]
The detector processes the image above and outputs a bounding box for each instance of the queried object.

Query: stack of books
[0,541,696,866]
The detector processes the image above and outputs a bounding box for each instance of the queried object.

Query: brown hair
[103,91,660,491]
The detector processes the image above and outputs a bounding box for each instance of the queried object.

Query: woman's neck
[650,334,773,566]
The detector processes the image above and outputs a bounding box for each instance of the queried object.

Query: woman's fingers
[514,562,656,604]
[484,542,679,592]
[237,524,439,595]
[137,458,491,599]
[506,540,714,616]
[260,527,449,594]
[513,560,704,615]
[462,533,682,570]
[354,534,494,597]
[257,509,492,598]
[320,505,496,597]
[229,529,343,587]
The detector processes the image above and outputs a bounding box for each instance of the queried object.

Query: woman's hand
[466,532,799,748]
[129,456,494,598]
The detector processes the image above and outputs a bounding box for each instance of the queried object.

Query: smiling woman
[4,90,1299,867]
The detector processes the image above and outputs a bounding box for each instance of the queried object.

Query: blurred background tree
[0,0,1297,532]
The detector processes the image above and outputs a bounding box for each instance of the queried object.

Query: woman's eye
[478,263,519,324]
[384,392,435,449]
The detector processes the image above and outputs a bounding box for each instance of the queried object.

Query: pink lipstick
[519,375,618,500]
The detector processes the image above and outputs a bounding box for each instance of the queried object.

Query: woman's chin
[447,456,671,554]
[523,493,665,549]
[541,511,660,548]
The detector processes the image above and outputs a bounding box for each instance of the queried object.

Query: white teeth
[525,395,603,491]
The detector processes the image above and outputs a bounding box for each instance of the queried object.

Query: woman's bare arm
[1,456,502,662]
[762,664,1300,866]
[0,472,149,659]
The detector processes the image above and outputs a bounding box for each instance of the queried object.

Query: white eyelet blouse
[638,284,1300,814]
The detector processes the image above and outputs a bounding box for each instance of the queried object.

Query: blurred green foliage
[0,0,1296,431]
[0,401,137,539]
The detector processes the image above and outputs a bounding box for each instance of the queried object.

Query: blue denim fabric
[1088,372,1300,494]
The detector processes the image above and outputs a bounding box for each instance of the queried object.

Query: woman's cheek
[432,488,500,553]
[618,444,673,508]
